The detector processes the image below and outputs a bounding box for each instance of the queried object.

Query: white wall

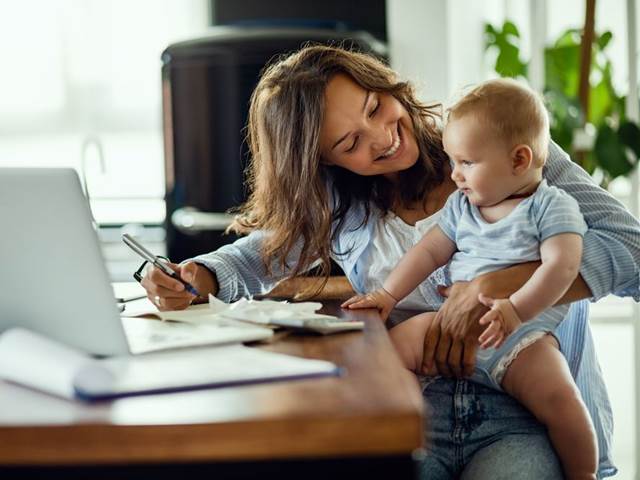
[386,0,487,105]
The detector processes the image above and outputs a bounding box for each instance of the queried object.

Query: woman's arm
[421,262,592,378]
[545,141,640,300]
[141,229,306,310]
[190,229,304,302]
[477,234,583,348]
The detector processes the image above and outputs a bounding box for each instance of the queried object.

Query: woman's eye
[369,100,380,118]
[346,137,358,153]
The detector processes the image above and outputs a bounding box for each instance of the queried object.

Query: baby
[343,78,597,479]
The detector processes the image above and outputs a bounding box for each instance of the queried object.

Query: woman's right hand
[140,262,218,311]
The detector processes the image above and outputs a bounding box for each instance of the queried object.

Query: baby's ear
[510,144,533,175]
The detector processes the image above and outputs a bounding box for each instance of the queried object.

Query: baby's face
[443,114,519,207]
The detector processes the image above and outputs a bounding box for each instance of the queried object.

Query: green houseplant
[485,20,640,186]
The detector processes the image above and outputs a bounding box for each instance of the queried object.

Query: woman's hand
[141,262,218,311]
[421,280,488,378]
[422,262,542,378]
[341,288,398,322]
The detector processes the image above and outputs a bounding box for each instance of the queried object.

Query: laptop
[0,168,272,356]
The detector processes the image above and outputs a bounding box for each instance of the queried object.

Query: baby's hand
[476,294,522,349]
[341,288,398,322]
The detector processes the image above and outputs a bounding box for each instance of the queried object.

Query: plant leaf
[596,31,613,50]
[545,44,580,96]
[589,78,614,125]
[619,121,640,159]
[503,21,520,38]
[594,124,635,178]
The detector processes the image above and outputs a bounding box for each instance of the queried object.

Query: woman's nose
[369,121,393,153]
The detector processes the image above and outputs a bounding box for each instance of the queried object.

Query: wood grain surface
[0,283,424,466]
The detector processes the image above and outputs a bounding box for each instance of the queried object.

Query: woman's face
[319,74,419,179]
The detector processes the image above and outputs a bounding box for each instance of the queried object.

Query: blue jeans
[419,377,563,479]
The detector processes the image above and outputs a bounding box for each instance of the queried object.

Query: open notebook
[121,301,275,354]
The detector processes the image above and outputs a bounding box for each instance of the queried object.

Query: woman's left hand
[421,280,488,378]
[422,262,542,378]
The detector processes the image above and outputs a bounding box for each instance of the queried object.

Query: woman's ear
[510,144,533,175]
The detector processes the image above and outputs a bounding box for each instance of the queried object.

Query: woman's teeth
[381,135,401,158]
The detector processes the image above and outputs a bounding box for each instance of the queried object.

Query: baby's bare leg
[501,335,598,480]
[388,312,437,373]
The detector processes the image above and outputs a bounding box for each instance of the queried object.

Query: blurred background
[0,0,637,477]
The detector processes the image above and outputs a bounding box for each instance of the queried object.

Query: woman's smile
[319,74,419,177]
[374,122,404,162]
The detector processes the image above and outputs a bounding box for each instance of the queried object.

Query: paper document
[208,296,365,334]
[111,282,147,303]
[0,328,97,399]
[121,315,273,354]
[123,297,364,335]
[0,328,341,401]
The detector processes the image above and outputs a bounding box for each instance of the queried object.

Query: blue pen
[122,233,201,296]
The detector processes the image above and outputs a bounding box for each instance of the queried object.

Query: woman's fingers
[422,314,441,371]
[435,331,453,377]
[179,261,199,282]
[462,336,477,377]
[145,264,186,293]
[448,340,464,378]
[140,263,195,312]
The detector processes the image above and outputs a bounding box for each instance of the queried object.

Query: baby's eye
[461,160,474,166]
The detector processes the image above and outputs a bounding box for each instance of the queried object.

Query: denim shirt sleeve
[545,141,640,301]
[190,178,352,302]
[190,230,303,302]
[556,300,616,477]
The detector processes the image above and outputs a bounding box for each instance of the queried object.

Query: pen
[122,233,201,297]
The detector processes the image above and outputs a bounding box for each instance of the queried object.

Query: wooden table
[0,300,425,479]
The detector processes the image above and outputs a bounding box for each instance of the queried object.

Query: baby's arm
[343,226,456,321]
[510,232,583,320]
[478,232,583,348]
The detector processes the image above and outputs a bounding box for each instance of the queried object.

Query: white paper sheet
[0,328,95,399]
[0,328,340,402]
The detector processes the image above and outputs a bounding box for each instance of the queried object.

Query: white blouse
[360,209,447,314]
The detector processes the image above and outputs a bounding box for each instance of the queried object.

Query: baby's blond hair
[448,78,550,167]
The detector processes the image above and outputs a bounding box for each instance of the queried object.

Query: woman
[142,45,640,478]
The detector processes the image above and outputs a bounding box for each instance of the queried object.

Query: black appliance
[161,27,387,261]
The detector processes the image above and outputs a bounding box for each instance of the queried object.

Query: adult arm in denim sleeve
[545,141,640,301]
[189,230,306,302]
